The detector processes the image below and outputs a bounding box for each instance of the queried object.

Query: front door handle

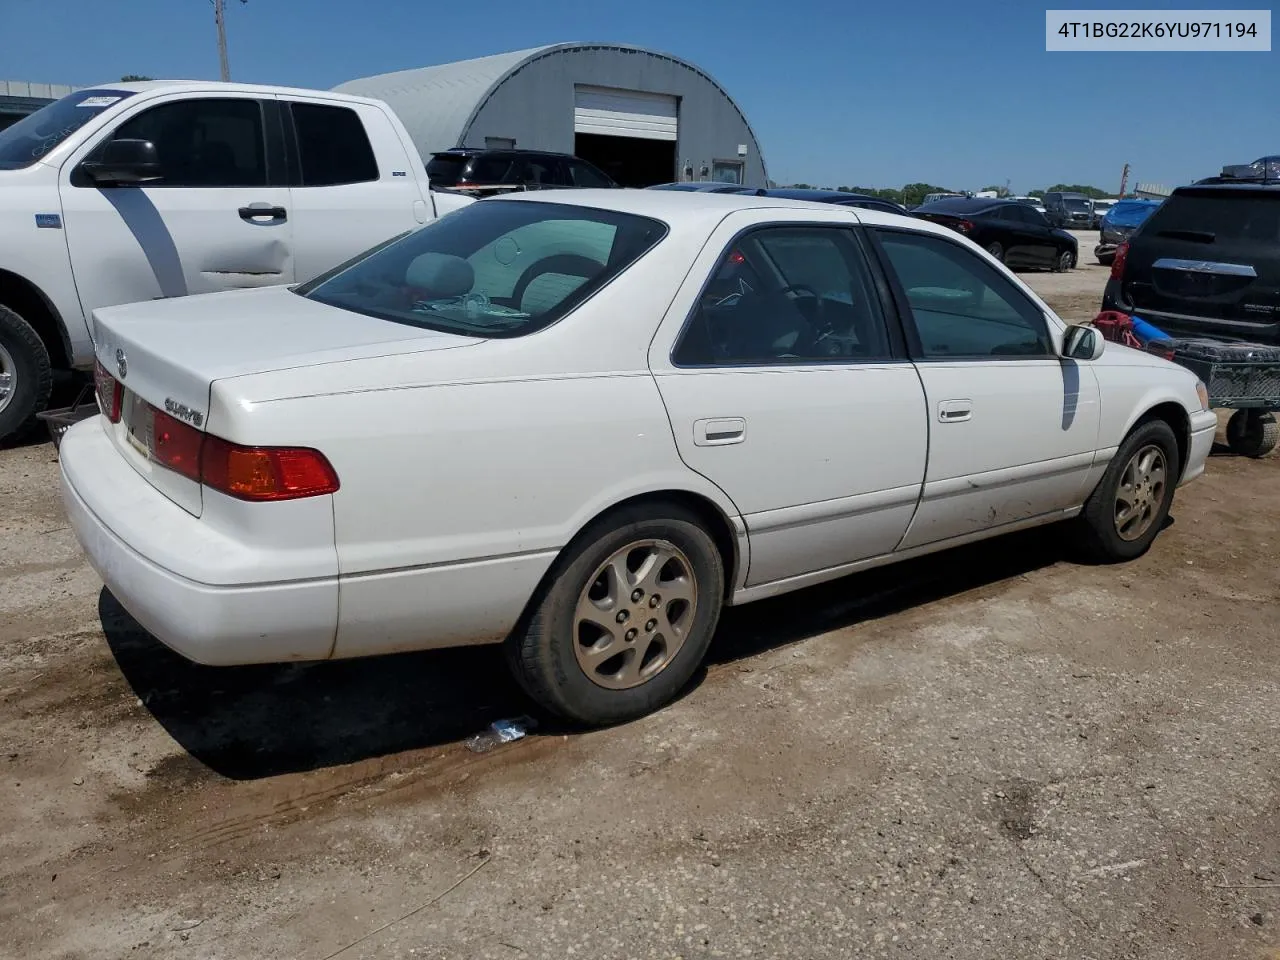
[693,417,746,446]
[238,203,288,224]
[938,399,972,423]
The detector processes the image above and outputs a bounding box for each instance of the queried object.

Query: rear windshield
[0,88,135,169]
[1106,201,1160,227]
[1144,191,1280,244]
[425,154,469,186]
[298,200,667,338]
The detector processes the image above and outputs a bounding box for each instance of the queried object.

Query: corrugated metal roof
[334,46,553,156]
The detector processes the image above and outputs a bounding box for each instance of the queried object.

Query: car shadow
[101,525,1076,782]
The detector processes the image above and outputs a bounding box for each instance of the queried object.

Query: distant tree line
[778,181,1113,204]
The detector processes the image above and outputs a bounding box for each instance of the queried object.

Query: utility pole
[1118,162,1130,198]
[214,0,230,81]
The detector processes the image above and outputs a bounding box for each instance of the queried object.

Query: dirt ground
[3,238,1279,960]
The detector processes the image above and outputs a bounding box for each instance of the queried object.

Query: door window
[106,98,267,187]
[876,230,1053,359]
[522,156,564,186]
[289,102,378,186]
[673,226,892,366]
[566,159,614,188]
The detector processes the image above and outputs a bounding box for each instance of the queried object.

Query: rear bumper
[59,418,339,665]
[1182,409,1219,486]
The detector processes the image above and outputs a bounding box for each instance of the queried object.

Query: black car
[912,198,1078,271]
[760,187,910,216]
[1101,180,1280,344]
[426,148,617,195]
[1043,191,1095,229]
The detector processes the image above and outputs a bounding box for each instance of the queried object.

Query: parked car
[1101,177,1280,450]
[1094,198,1161,265]
[920,191,966,206]
[1218,155,1280,180]
[1043,191,1095,229]
[913,197,1078,271]
[426,148,617,196]
[647,182,763,194]
[0,80,473,443]
[1090,198,1117,228]
[757,187,910,216]
[62,190,1214,725]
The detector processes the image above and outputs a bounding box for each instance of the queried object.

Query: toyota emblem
[115,348,128,380]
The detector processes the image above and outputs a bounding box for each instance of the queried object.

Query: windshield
[298,200,667,338]
[0,89,135,170]
[1064,198,1091,211]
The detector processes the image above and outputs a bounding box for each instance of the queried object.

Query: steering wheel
[778,284,838,356]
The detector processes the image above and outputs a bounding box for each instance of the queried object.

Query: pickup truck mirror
[80,139,163,186]
[1063,323,1105,361]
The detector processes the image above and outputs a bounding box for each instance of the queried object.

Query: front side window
[876,230,1052,359]
[673,226,892,366]
[0,89,137,169]
[103,98,266,187]
[290,102,378,186]
[298,200,666,337]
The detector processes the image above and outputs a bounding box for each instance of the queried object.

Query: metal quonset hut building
[335,43,767,189]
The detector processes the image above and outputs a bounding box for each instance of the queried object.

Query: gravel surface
[2,252,1278,960]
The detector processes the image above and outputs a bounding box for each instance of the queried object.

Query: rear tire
[0,304,53,444]
[1052,249,1075,272]
[1226,410,1279,458]
[985,241,1005,263]
[505,502,725,726]
[1072,419,1180,563]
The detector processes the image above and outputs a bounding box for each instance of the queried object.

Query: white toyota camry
[60,190,1217,725]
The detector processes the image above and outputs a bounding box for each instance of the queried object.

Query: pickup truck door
[58,92,294,317]
[279,97,428,284]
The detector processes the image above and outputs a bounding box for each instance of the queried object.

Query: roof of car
[433,147,578,159]
[916,197,1006,214]
[764,188,880,202]
[81,79,381,106]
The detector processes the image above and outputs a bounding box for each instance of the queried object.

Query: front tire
[506,502,725,726]
[0,305,53,444]
[1073,419,1180,563]
[1226,410,1279,458]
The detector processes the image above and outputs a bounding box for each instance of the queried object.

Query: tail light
[201,437,340,502]
[1111,241,1130,281]
[94,360,122,423]
[121,395,339,501]
[953,219,976,234]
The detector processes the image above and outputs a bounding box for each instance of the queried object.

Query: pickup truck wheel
[1226,410,1279,458]
[505,502,724,726]
[0,305,53,444]
[1072,419,1180,563]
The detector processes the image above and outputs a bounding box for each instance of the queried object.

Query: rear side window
[426,153,469,186]
[290,103,378,186]
[1144,192,1280,244]
[109,98,266,187]
[567,159,613,188]
[469,155,520,183]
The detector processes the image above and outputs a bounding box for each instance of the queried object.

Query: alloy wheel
[1114,444,1167,541]
[0,342,15,416]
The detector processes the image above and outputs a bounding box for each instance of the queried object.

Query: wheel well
[0,270,69,369]
[585,491,742,598]
[1137,402,1190,472]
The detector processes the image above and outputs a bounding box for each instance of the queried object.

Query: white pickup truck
[0,80,472,441]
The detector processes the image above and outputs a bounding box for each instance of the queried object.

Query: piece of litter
[465,717,536,753]
[171,919,204,932]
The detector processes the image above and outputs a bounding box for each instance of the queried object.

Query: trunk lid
[91,285,481,516]
[1122,188,1280,341]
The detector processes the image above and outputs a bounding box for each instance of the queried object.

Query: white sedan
[59,190,1217,725]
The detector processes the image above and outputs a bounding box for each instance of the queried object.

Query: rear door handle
[938,399,972,423]
[238,203,288,224]
[693,417,746,446]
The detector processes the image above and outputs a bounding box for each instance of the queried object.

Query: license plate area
[123,389,155,460]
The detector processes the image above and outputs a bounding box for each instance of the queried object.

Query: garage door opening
[574,132,675,188]
[573,85,678,188]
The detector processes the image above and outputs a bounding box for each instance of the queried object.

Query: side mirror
[1063,324,1105,361]
[80,138,163,186]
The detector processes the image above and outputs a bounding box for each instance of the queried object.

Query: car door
[1015,205,1059,266]
[649,213,929,588]
[871,226,1101,550]
[283,98,423,283]
[59,93,294,316]
[987,206,1029,263]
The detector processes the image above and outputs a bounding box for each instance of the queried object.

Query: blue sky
[1,0,1271,192]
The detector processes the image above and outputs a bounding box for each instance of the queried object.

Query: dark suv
[1101,180,1280,344]
[1043,191,1095,229]
[426,148,617,196]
